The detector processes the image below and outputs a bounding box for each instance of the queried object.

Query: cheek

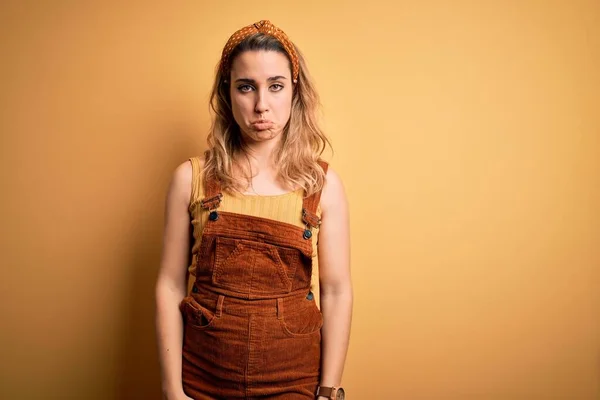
[230,94,251,118]
[275,94,293,119]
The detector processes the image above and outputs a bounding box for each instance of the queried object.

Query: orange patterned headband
[220,20,300,83]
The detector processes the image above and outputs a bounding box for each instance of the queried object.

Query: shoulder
[174,159,194,182]
[320,165,347,215]
[167,158,202,208]
[169,157,204,206]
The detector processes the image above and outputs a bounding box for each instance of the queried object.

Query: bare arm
[155,161,194,400]
[317,167,353,393]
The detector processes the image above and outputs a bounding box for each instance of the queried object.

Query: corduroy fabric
[181,163,328,399]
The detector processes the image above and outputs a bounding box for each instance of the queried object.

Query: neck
[238,135,282,171]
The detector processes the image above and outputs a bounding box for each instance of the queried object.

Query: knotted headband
[220,20,300,83]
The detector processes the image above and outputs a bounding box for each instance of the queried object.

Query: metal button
[209,211,219,221]
[192,286,198,293]
[303,229,312,240]
[306,291,314,300]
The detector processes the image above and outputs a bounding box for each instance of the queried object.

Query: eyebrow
[234,76,288,84]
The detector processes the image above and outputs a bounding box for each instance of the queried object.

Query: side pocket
[280,300,324,337]
[179,296,218,331]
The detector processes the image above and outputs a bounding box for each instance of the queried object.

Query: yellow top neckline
[235,188,304,198]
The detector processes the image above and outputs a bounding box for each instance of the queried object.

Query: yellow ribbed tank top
[187,156,322,297]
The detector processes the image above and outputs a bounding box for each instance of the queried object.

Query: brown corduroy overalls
[180,162,328,399]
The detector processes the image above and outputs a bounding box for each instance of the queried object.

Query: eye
[237,84,254,93]
[270,83,284,91]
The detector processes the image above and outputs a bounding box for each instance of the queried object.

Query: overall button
[209,211,219,221]
[303,229,312,240]
[192,286,198,293]
[306,291,314,300]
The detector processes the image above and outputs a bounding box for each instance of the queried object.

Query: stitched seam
[202,226,312,257]
[212,238,245,285]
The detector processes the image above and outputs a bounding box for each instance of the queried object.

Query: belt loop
[216,295,224,318]
[276,298,283,320]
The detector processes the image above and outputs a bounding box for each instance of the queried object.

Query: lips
[251,120,274,131]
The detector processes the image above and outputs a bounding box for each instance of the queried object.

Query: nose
[254,88,269,115]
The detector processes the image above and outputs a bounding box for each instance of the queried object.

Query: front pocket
[179,296,218,330]
[280,301,324,337]
[212,237,298,296]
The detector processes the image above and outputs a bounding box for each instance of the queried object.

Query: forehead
[230,50,291,80]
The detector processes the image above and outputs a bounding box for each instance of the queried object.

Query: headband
[220,20,299,83]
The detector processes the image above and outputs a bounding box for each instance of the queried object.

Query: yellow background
[1,1,599,399]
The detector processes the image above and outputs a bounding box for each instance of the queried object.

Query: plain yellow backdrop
[1,1,599,399]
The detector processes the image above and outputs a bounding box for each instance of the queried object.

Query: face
[229,50,293,143]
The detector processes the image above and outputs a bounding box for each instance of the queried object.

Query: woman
[155,20,352,400]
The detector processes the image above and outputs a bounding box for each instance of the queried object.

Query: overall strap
[301,160,329,232]
[200,170,223,212]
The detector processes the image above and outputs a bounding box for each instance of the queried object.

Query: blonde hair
[202,32,331,197]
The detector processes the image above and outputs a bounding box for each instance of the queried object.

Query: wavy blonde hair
[202,32,332,197]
